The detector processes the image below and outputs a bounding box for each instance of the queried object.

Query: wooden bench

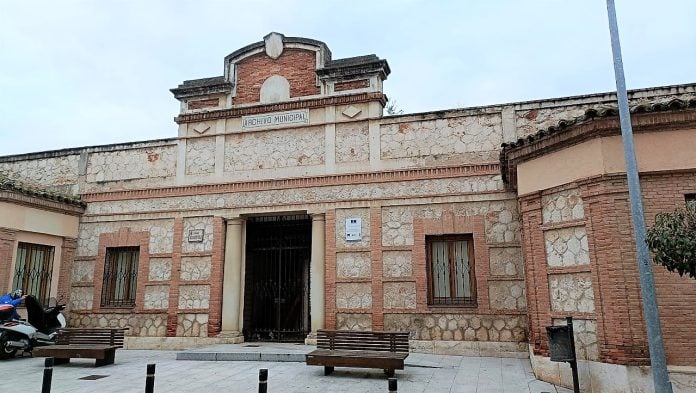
[33,328,127,367]
[305,329,410,377]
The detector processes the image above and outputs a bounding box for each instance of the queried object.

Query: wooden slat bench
[33,328,127,367]
[305,329,410,377]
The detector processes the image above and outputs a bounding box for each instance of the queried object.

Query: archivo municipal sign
[241,109,309,129]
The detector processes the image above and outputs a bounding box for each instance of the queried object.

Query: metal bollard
[258,368,268,393]
[42,357,54,393]
[388,377,397,393]
[145,363,156,393]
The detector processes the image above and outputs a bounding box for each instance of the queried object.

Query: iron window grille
[101,246,139,308]
[686,193,696,207]
[426,235,476,307]
[13,242,54,306]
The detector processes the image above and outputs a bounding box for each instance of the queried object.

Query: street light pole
[605,1,673,392]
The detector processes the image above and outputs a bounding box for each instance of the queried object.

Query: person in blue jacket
[0,289,26,320]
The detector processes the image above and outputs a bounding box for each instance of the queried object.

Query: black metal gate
[243,215,311,342]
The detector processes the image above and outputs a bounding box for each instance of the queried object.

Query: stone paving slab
[177,342,313,362]
[0,349,572,392]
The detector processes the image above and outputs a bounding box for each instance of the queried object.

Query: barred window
[13,242,54,305]
[101,247,139,307]
[686,194,696,207]
[426,235,476,307]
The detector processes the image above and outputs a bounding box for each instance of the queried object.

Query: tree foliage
[385,100,404,115]
[646,202,696,279]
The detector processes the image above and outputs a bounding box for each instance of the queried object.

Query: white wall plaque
[241,109,309,129]
[345,217,362,241]
[187,229,205,242]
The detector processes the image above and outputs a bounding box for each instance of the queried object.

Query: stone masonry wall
[71,313,167,337]
[329,193,526,350]
[380,114,503,163]
[86,145,176,182]
[84,175,505,216]
[384,314,527,343]
[522,185,601,364]
[0,154,80,195]
[77,220,174,257]
[69,215,221,339]
[185,137,216,175]
[335,122,369,163]
[224,126,324,171]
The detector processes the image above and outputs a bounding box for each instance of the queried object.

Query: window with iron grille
[13,242,54,305]
[686,194,696,207]
[426,235,476,306]
[101,247,139,307]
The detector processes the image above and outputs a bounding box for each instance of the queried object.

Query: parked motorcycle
[0,295,66,359]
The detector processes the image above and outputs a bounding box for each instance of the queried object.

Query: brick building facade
[1,33,695,391]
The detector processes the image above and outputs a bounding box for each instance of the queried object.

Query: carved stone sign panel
[241,109,309,130]
[187,229,204,242]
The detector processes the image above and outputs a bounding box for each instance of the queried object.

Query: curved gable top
[223,32,332,83]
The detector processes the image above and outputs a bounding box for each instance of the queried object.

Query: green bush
[646,203,696,279]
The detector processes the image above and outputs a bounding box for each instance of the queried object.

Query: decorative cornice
[174,92,386,124]
[81,164,500,202]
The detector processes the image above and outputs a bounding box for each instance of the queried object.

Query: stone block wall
[335,122,369,163]
[223,126,324,171]
[68,214,225,339]
[86,146,176,183]
[380,113,503,163]
[326,191,527,352]
[521,185,601,361]
[0,154,80,195]
[185,137,216,175]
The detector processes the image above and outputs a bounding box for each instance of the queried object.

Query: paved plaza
[0,347,571,393]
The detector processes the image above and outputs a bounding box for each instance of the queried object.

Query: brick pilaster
[324,210,337,329]
[166,218,184,336]
[370,207,384,330]
[0,228,17,294]
[519,193,551,356]
[208,217,225,336]
[58,237,77,304]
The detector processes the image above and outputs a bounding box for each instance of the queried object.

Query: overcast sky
[1,0,694,156]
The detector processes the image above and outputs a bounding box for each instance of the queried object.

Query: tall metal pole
[605,1,673,392]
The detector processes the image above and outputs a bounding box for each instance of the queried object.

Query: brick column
[57,237,77,304]
[581,177,649,365]
[208,217,225,336]
[519,193,551,355]
[370,207,384,330]
[324,210,337,330]
[166,218,184,336]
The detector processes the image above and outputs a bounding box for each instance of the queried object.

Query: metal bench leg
[384,369,395,378]
[54,358,70,365]
[324,366,334,375]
